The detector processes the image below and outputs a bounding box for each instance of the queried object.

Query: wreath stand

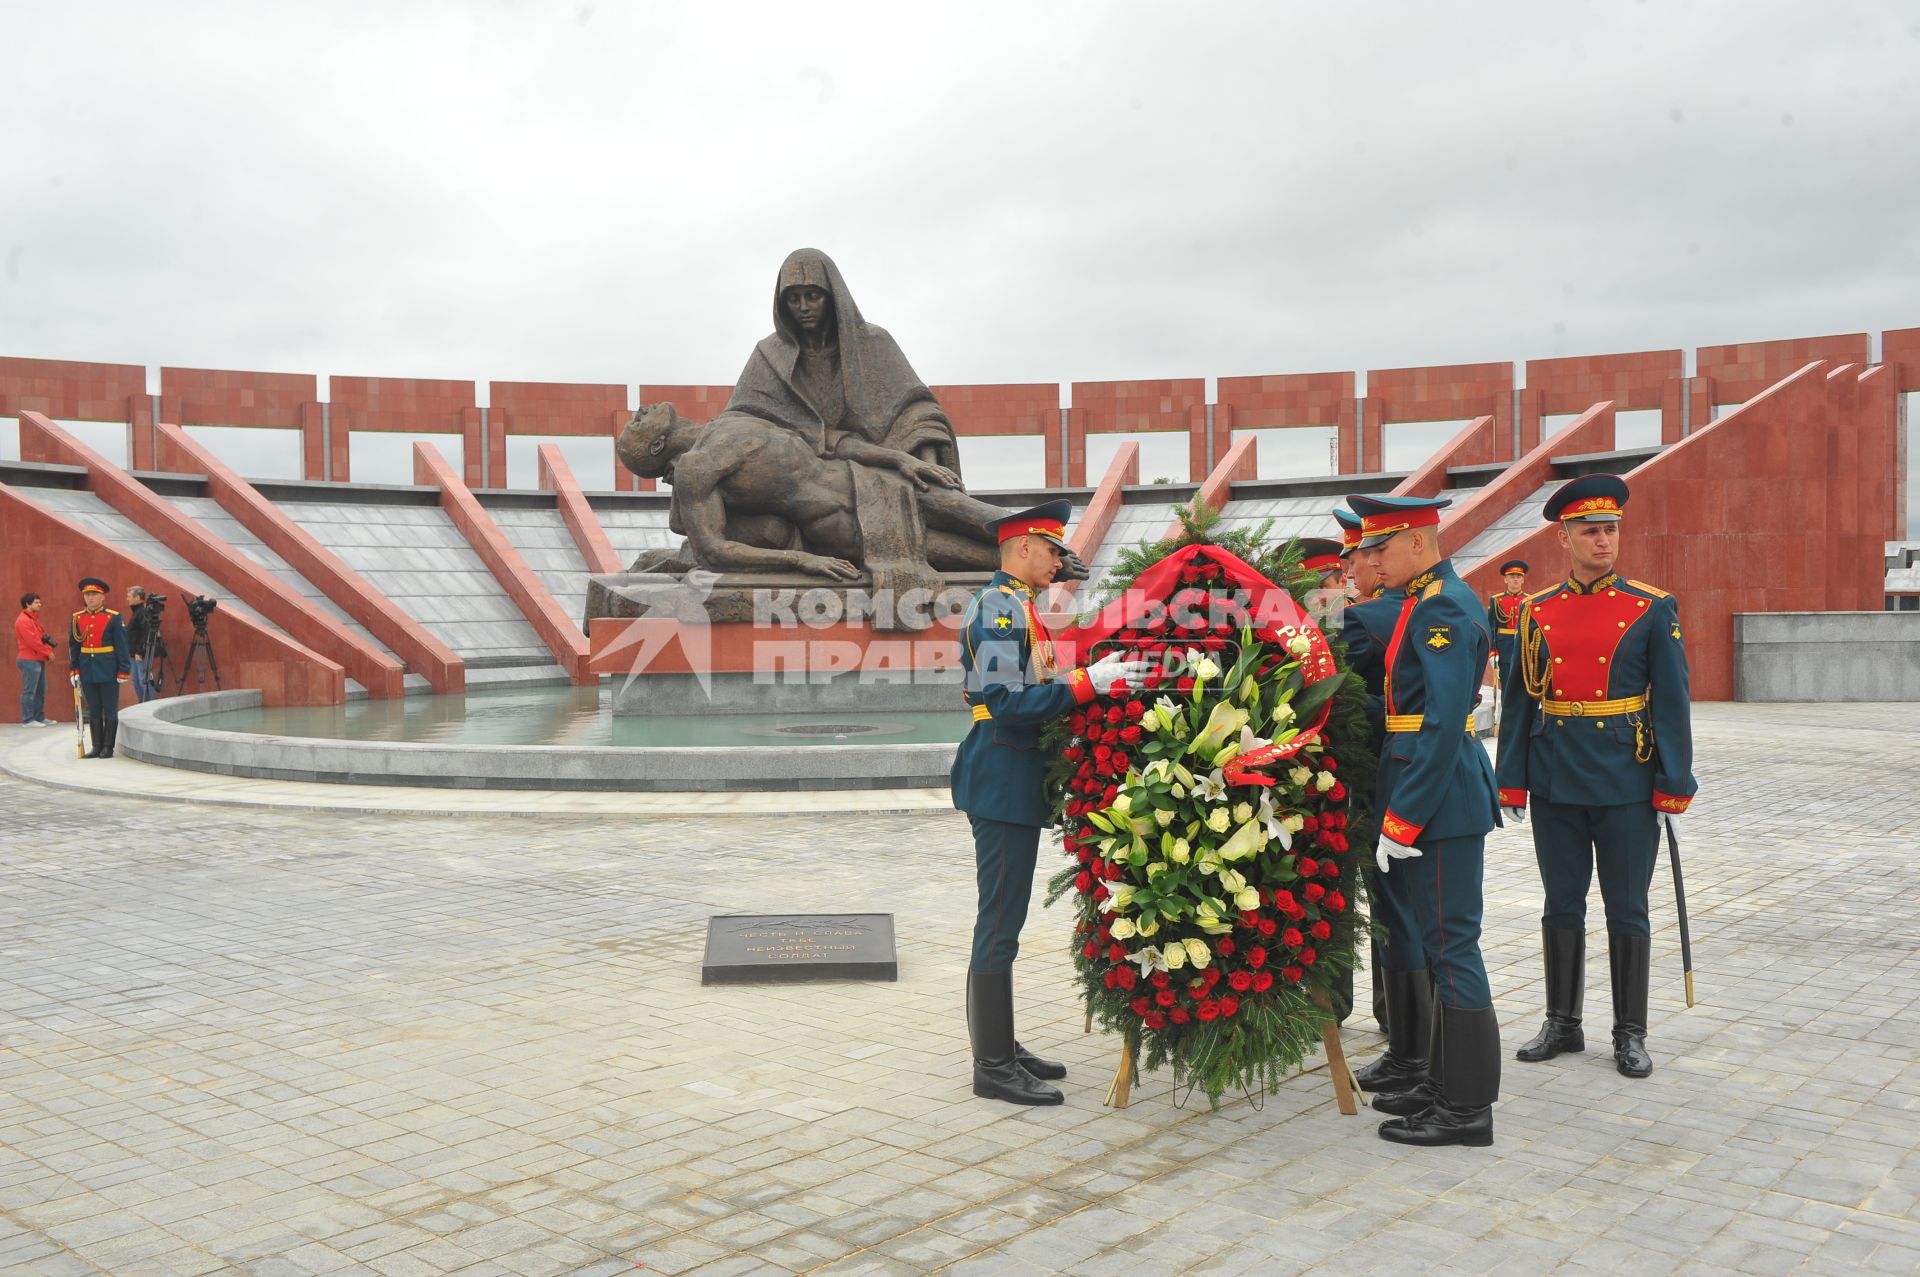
[1085,990,1364,1113]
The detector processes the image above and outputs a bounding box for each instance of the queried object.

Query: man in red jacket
[14,593,56,726]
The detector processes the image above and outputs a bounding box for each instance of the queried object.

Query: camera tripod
[140,627,171,702]
[174,623,223,695]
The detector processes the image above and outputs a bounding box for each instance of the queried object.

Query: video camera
[185,594,219,630]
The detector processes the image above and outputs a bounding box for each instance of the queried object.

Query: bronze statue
[605,249,1084,623]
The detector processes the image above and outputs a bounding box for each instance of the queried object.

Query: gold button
[1618,621,1627,628]
[1543,624,1552,631]
[1554,656,1563,664]
[1596,720,1607,728]
[1637,601,1646,608]
[1598,656,1607,663]
[1608,590,1616,597]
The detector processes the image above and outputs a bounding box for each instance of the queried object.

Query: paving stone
[0,703,1914,1274]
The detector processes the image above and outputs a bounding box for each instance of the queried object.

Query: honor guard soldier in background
[68,577,131,758]
[1332,508,1401,1036]
[1348,494,1502,1147]
[1487,559,1528,674]
[1497,474,1694,1079]
[1297,537,1348,591]
[952,500,1148,1106]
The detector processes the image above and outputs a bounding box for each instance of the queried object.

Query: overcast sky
[3,2,1917,509]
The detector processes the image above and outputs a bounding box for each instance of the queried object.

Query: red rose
[1119,725,1143,745]
[1281,927,1304,949]
[1300,815,1321,835]
[1257,918,1278,938]
[1104,970,1118,989]
[1074,871,1093,894]
[1144,1011,1166,1029]
[1095,744,1113,762]
[1304,883,1327,903]
[1326,890,1347,913]
[1219,995,1240,1017]
[1273,889,1297,912]
[1216,937,1236,957]
[1063,746,1083,762]
[1282,964,1305,983]
[1300,947,1317,966]
[1321,756,1338,772]
[1322,861,1340,879]
[1106,705,1123,725]
[1169,1007,1190,1025]
[1110,753,1131,774]
[1103,785,1121,806]
[1115,966,1137,990]
[1155,989,1176,1008]
[1310,920,1332,941]
[1082,941,1099,959]
[1151,971,1170,989]
[1228,970,1253,992]
[1142,670,1164,688]
[1125,700,1146,720]
[1328,782,1347,802]
[1298,856,1319,877]
[1132,996,1151,1016]
[1196,1000,1220,1022]
[1109,943,1128,962]
[1246,946,1268,969]
[1253,970,1274,992]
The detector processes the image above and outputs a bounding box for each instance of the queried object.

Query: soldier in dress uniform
[952,500,1147,1106]
[68,577,131,758]
[1347,494,1502,1147]
[1297,537,1347,590]
[1487,559,1529,675]
[1497,475,1694,1079]
[1330,508,1399,1035]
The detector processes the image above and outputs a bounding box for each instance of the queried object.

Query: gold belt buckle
[1568,701,1586,717]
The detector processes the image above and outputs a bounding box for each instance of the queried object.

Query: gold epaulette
[1421,580,1442,600]
[1627,579,1670,598]
[1527,584,1560,602]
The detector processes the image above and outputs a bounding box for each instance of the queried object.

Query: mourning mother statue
[603,249,1079,628]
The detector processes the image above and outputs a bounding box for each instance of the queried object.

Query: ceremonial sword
[1665,815,1695,1007]
[72,680,87,759]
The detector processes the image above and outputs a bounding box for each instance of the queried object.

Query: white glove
[1660,811,1681,845]
[1504,806,1527,825]
[69,673,79,687]
[1375,835,1423,875]
[1084,652,1152,692]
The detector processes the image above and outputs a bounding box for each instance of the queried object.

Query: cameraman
[125,586,158,703]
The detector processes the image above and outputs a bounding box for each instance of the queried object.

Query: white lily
[1099,882,1136,914]
[1129,945,1168,976]
[1192,701,1249,760]
[1192,768,1228,804]
[1257,792,1294,851]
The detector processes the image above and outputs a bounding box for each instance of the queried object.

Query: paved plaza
[1,703,1916,1276]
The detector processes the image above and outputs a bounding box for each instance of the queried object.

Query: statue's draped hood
[723,248,958,472]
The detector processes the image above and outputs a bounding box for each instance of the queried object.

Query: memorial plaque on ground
[701,914,898,984]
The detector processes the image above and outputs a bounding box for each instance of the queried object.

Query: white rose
[1271,701,1295,725]
[1182,938,1212,969]
[1138,916,1160,937]
[1195,655,1221,681]
[1283,813,1306,834]
[1154,808,1176,828]
[1232,802,1253,823]
[1164,942,1188,970]
[1286,634,1313,658]
[1315,771,1336,793]
[1168,838,1191,864]
[1235,886,1262,911]
[1289,765,1313,787]
[1110,917,1137,940]
[1205,808,1232,833]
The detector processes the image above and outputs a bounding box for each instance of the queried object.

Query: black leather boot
[1378,1004,1499,1147]
[1372,991,1441,1117]
[1610,932,1653,1078]
[101,721,118,759]
[1371,938,1390,1034]
[1014,1042,1066,1081]
[968,972,1063,1105]
[1516,927,1585,1062]
[1356,969,1431,1094]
